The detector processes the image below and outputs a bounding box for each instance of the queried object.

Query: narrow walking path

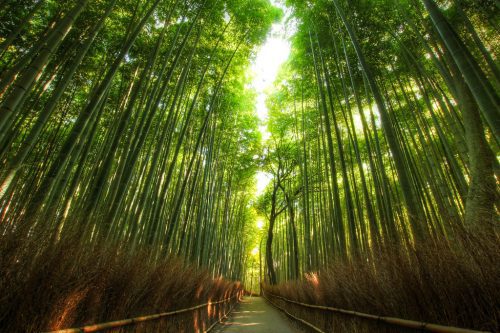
[213,297,301,333]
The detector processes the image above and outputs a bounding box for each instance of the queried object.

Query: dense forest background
[0,0,281,275]
[257,0,498,282]
[255,1,499,331]
[0,0,498,331]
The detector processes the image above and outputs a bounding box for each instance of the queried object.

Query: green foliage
[0,0,281,283]
[257,0,499,285]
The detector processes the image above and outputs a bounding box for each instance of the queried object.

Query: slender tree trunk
[422,0,500,143]
[0,0,88,132]
[331,2,427,240]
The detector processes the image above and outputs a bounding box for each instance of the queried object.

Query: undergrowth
[264,230,500,332]
[0,225,241,333]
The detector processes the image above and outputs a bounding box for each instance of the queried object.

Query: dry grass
[0,225,241,333]
[264,230,500,332]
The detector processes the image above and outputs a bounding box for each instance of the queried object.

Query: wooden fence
[45,292,242,333]
[264,291,491,333]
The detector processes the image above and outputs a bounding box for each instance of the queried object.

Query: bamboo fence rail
[264,294,325,333]
[205,297,239,332]
[45,292,241,333]
[264,291,491,333]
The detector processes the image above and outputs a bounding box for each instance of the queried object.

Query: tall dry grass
[264,230,500,332]
[0,225,241,333]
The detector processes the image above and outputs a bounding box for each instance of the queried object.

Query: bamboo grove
[0,0,281,280]
[258,0,498,284]
[0,0,498,293]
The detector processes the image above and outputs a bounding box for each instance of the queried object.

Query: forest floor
[212,297,302,333]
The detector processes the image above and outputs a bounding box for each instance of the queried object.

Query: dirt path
[212,296,301,333]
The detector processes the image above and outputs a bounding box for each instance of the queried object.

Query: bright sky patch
[251,0,294,197]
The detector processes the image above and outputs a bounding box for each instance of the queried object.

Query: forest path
[212,296,301,333]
